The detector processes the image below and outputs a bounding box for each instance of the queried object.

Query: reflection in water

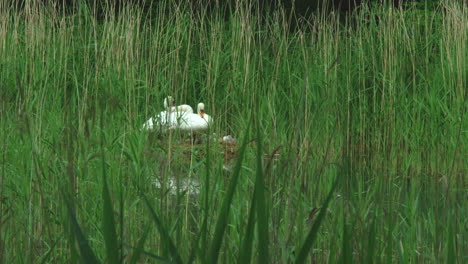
[152,177,200,195]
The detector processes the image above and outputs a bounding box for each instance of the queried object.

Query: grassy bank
[0,0,466,263]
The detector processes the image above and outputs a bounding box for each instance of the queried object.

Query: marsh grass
[0,0,466,263]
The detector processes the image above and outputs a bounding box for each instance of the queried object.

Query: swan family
[142,96,212,132]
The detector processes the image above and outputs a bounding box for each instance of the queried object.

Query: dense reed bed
[0,0,466,262]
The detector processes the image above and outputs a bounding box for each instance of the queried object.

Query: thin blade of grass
[208,118,252,264]
[447,214,455,264]
[62,192,99,264]
[366,211,377,264]
[139,187,183,264]
[102,174,118,264]
[129,226,151,264]
[67,215,78,264]
[386,213,394,264]
[238,187,257,263]
[187,204,208,264]
[338,215,352,264]
[101,117,119,264]
[199,124,212,260]
[39,239,59,264]
[327,229,337,264]
[255,103,269,263]
[264,145,282,179]
[294,177,339,264]
[187,221,203,264]
[119,172,125,263]
[124,242,174,264]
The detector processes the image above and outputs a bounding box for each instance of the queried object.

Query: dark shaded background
[7,0,440,14]
[6,0,445,30]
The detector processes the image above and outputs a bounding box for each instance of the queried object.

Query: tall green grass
[0,0,466,262]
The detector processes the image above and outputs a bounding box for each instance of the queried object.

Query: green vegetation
[0,0,466,263]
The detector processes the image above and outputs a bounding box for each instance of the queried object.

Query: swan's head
[164,96,175,109]
[197,103,205,118]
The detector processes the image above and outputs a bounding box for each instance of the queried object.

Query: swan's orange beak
[200,110,205,118]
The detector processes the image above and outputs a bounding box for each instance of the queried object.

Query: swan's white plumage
[142,110,176,131]
[176,114,211,132]
[142,101,211,132]
[169,104,193,113]
[142,96,183,131]
[172,103,211,132]
[163,96,173,109]
[163,96,194,113]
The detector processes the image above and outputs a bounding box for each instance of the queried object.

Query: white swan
[163,96,173,109]
[164,96,194,114]
[175,103,212,132]
[142,97,171,131]
[170,104,193,113]
[142,96,194,131]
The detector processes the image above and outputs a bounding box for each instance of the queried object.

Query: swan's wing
[142,117,155,131]
[176,104,194,113]
[146,112,210,132]
[168,105,194,113]
[142,111,174,131]
[177,114,210,132]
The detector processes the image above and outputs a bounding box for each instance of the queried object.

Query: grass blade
[447,215,455,264]
[338,215,352,264]
[129,226,151,264]
[124,242,174,264]
[294,177,339,264]
[102,173,118,263]
[327,228,337,264]
[139,188,183,264]
[187,222,203,264]
[62,192,99,264]
[68,216,78,264]
[208,118,252,264]
[385,213,394,264]
[255,106,269,263]
[199,124,212,260]
[39,239,59,264]
[238,187,257,263]
[366,213,377,263]
[366,211,377,264]
[101,124,119,264]
[119,173,125,263]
